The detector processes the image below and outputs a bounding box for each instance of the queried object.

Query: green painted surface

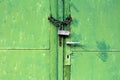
[63,0,71,80]
[0,50,50,80]
[0,0,120,80]
[0,0,58,80]
[49,0,58,80]
[70,0,120,51]
[71,52,120,80]
[57,0,64,80]
[64,0,120,80]
[0,0,50,49]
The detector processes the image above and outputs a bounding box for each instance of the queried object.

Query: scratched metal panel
[0,0,49,49]
[0,50,50,80]
[70,0,120,51]
[71,52,120,80]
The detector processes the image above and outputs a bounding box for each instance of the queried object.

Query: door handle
[66,42,80,45]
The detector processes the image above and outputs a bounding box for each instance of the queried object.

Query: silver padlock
[58,30,70,36]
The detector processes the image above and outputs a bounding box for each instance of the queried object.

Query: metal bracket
[64,54,71,65]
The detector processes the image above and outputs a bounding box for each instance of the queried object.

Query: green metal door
[63,0,120,80]
[1,0,120,80]
[0,0,57,80]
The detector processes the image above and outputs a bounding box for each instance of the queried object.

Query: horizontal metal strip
[0,48,49,50]
[72,50,120,52]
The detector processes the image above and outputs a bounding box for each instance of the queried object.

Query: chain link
[48,15,72,27]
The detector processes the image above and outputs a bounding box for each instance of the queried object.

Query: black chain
[48,16,62,27]
[48,15,72,27]
[62,15,72,26]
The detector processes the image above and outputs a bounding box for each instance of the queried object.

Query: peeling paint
[98,52,108,62]
[96,41,110,51]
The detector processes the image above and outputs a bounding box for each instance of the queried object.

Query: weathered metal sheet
[0,0,50,49]
[71,52,120,80]
[0,0,58,80]
[64,0,120,80]
[0,50,50,80]
[70,0,120,51]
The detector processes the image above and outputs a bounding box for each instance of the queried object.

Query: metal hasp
[58,30,70,36]
[66,42,80,45]
[48,15,72,46]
